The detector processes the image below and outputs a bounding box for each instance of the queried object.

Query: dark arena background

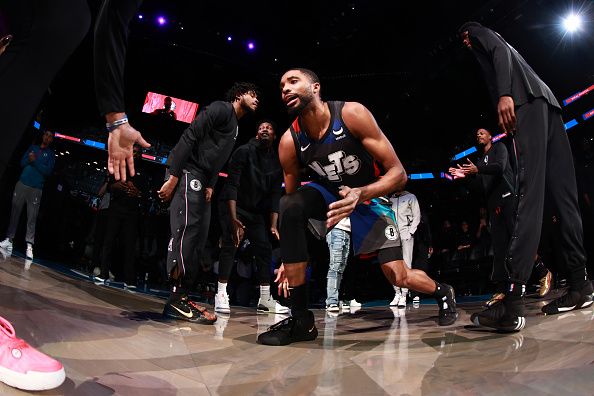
[0,0,593,394]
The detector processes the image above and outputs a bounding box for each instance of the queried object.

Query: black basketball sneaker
[257,311,318,346]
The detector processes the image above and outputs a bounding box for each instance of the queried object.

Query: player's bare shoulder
[342,102,380,139]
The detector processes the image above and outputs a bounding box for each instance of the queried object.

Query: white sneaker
[397,294,407,308]
[257,296,290,314]
[389,293,402,306]
[26,244,33,260]
[412,295,420,308]
[326,303,341,313]
[215,292,230,314]
[350,299,362,308]
[341,300,351,311]
[0,238,13,253]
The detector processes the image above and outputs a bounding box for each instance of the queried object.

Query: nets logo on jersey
[308,150,361,181]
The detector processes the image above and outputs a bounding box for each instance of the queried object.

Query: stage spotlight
[247,41,255,50]
[157,16,166,26]
[562,13,583,33]
[227,36,232,42]
[138,14,143,20]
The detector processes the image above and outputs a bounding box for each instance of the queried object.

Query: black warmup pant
[505,98,588,288]
[101,210,138,283]
[0,0,90,177]
[92,208,109,268]
[94,0,143,115]
[218,201,272,284]
[489,196,515,286]
[166,172,211,291]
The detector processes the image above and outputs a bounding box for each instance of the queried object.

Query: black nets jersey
[290,101,381,192]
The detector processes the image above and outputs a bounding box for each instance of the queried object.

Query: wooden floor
[1,254,593,395]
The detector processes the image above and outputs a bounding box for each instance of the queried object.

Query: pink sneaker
[0,316,65,391]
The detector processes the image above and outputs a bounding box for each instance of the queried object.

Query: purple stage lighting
[157,16,166,26]
[247,42,255,50]
[138,14,143,20]
[227,36,232,42]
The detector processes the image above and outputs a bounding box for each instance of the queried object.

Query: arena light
[452,146,477,161]
[409,173,434,180]
[563,84,594,106]
[562,13,583,33]
[565,119,579,130]
[157,16,166,26]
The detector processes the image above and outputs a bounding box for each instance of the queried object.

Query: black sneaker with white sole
[163,298,216,324]
[257,310,318,346]
[435,284,458,326]
[542,282,593,315]
[471,298,526,332]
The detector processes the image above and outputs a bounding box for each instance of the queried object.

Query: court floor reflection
[1,255,593,395]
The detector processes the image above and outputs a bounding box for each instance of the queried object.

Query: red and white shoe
[0,316,65,391]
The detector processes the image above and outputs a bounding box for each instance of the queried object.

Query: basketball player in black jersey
[257,69,458,346]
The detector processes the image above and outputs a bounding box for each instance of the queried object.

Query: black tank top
[290,101,381,192]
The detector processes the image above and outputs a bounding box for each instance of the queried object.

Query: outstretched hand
[449,165,466,179]
[461,158,478,175]
[108,123,150,182]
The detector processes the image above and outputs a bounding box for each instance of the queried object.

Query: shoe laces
[187,300,206,313]
[0,317,28,353]
[268,316,294,331]
[0,316,16,338]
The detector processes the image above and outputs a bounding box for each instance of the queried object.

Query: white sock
[260,285,271,300]
[401,288,409,297]
[218,281,228,295]
[393,286,401,295]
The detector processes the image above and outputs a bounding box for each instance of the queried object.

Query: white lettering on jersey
[308,150,361,182]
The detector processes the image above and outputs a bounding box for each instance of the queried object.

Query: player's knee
[280,194,306,225]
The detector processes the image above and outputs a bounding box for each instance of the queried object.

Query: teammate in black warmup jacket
[158,82,259,324]
[450,128,552,309]
[215,119,288,315]
[459,22,592,332]
[257,68,458,346]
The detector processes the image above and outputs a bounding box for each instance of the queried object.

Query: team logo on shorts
[384,225,398,241]
[189,179,202,191]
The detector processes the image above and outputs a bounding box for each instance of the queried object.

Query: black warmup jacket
[168,101,238,187]
[476,141,515,210]
[219,138,282,214]
[460,22,560,111]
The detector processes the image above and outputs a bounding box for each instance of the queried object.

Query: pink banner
[142,92,199,123]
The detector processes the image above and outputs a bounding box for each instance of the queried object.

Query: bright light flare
[562,13,583,33]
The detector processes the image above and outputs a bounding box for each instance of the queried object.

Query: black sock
[167,284,184,304]
[433,281,447,298]
[290,284,309,318]
[506,282,525,297]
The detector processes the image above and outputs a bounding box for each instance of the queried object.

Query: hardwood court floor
[1,255,593,395]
